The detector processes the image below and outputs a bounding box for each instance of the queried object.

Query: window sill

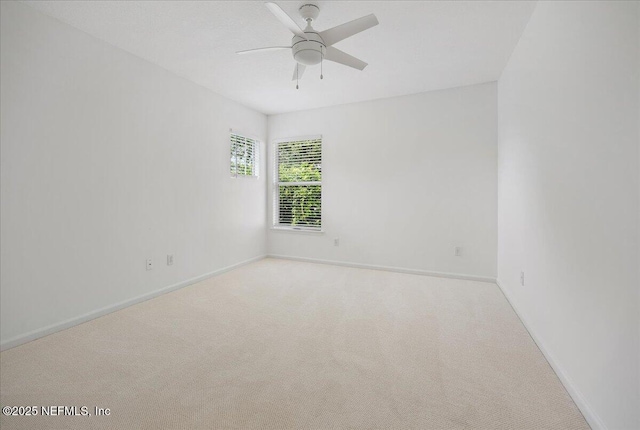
[270,227,325,235]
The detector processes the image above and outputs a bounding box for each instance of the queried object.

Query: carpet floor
[0,258,588,429]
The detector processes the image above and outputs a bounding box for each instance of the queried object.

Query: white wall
[0,1,267,348]
[497,2,639,429]
[268,83,498,280]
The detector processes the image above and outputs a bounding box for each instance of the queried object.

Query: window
[230,133,259,177]
[274,137,322,230]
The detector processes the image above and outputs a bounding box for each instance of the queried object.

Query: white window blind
[274,138,322,230]
[230,133,259,177]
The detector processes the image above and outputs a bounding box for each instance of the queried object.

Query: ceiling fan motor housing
[292,32,325,66]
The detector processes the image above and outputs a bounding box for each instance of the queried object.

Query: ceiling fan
[237,2,379,88]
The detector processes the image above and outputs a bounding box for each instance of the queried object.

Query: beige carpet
[0,258,588,429]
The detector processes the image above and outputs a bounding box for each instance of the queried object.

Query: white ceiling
[24,1,536,115]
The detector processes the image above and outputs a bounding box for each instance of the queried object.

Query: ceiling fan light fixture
[294,48,323,66]
[292,33,325,66]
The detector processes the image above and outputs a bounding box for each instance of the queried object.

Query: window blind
[230,133,258,177]
[275,138,322,229]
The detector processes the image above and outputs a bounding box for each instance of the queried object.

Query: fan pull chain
[320,53,324,80]
[296,64,299,90]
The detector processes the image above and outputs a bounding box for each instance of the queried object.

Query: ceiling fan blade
[324,46,368,71]
[292,63,306,81]
[236,46,290,55]
[265,2,308,40]
[319,13,379,46]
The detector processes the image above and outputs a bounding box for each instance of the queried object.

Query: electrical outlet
[146,259,153,271]
[455,246,462,257]
[167,254,174,266]
[520,271,525,286]
[334,238,340,247]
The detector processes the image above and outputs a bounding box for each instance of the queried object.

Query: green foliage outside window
[231,134,257,177]
[277,139,322,228]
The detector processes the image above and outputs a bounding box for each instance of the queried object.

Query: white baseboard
[496,279,604,430]
[0,255,267,352]
[267,254,496,283]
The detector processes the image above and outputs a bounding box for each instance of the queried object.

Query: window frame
[230,131,260,179]
[272,135,323,232]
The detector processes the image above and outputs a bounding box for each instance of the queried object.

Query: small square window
[230,133,259,178]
